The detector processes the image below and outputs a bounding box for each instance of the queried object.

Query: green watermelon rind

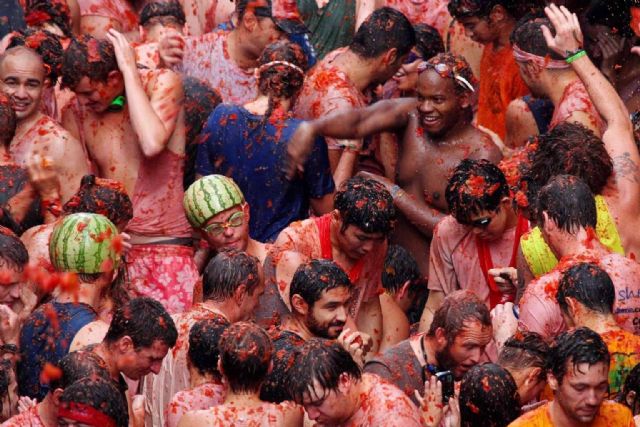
[184,175,244,228]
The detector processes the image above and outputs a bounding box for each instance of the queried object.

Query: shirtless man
[143,250,264,427]
[0,45,89,203]
[518,4,640,283]
[158,0,299,104]
[61,33,198,314]
[288,53,501,275]
[178,322,303,427]
[505,15,604,148]
[294,7,415,175]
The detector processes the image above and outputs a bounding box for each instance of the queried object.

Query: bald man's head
[0,46,48,121]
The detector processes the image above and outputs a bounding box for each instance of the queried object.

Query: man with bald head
[0,44,89,204]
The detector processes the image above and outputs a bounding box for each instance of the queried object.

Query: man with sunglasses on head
[418,159,528,331]
[287,53,501,278]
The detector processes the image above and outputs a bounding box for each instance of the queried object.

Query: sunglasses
[470,216,492,229]
[203,211,245,235]
[418,62,476,92]
[403,51,421,65]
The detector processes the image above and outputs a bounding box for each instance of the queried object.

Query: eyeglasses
[203,211,245,235]
[418,61,476,92]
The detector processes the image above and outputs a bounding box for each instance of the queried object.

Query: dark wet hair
[25,0,73,37]
[511,16,564,60]
[498,331,549,373]
[61,35,118,89]
[6,29,64,83]
[548,327,609,384]
[460,363,521,427]
[349,7,416,59]
[427,290,491,345]
[62,175,133,226]
[445,159,510,224]
[414,24,445,60]
[620,363,640,412]
[334,176,396,235]
[0,94,16,146]
[139,1,186,27]
[530,123,613,196]
[557,263,615,316]
[58,378,129,427]
[448,0,541,20]
[536,175,597,234]
[183,77,222,189]
[51,350,111,391]
[381,244,421,293]
[202,249,261,302]
[188,316,230,379]
[290,259,352,308]
[104,297,178,349]
[422,52,478,95]
[236,0,273,20]
[287,338,361,404]
[219,322,273,393]
[0,227,29,271]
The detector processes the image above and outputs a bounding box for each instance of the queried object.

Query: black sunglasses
[470,216,492,228]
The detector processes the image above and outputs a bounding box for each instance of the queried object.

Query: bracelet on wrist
[390,185,403,199]
[565,49,587,64]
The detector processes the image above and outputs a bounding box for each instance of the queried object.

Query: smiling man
[419,159,528,331]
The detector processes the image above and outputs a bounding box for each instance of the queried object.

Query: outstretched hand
[541,4,583,58]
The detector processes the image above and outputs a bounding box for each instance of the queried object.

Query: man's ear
[337,372,352,394]
[291,293,310,316]
[382,48,399,66]
[565,297,580,321]
[233,283,248,305]
[547,371,559,392]
[525,367,542,387]
[458,91,472,109]
[139,25,146,41]
[489,4,508,24]
[107,69,123,85]
[397,280,412,300]
[434,327,448,349]
[43,77,51,88]
[52,388,64,406]
[626,390,637,408]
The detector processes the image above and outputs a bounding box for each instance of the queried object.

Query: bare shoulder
[465,125,503,162]
[69,320,109,352]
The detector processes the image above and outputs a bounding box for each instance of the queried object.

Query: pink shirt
[549,80,605,134]
[181,30,256,104]
[429,215,521,305]
[166,382,226,427]
[1,406,44,427]
[293,48,367,150]
[519,252,640,340]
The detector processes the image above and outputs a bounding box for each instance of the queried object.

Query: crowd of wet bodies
[1,0,640,426]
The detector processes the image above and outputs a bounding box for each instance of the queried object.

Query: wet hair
[104,297,178,349]
[511,16,564,60]
[0,227,29,271]
[287,338,362,404]
[5,30,64,84]
[448,0,541,20]
[557,263,615,316]
[422,52,478,95]
[349,7,416,59]
[548,327,610,384]
[290,259,352,308]
[258,40,307,119]
[498,331,549,373]
[61,35,118,89]
[0,94,16,146]
[414,24,445,60]
[620,363,640,411]
[535,175,597,234]
[460,363,521,427]
[139,1,186,27]
[62,175,133,226]
[202,249,261,302]
[187,316,230,379]
[381,244,421,293]
[219,322,273,393]
[50,350,111,391]
[183,77,222,189]
[235,0,273,20]
[58,378,129,427]
[529,123,613,196]
[427,290,491,345]
[445,159,510,224]
[334,176,396,235]
[25,0,73,37]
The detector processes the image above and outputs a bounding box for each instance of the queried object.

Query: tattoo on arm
[612,152,640,184]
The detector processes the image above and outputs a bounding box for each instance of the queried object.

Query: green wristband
[565,50,587,64]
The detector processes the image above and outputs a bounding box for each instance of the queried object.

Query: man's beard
[306,312,345,339]
[434,345,458,378]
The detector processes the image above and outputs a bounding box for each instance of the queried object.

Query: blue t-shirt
[18,301,98,400]
[196,104,334,242]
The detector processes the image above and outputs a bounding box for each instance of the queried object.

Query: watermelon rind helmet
[183,175,245,229]
[49,213,121,274]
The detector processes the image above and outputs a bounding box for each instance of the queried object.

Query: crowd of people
[0,0,640,425]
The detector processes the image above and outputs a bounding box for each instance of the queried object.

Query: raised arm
[542,4,640,211]
[286,98,418,178]
[107,29,183,157]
